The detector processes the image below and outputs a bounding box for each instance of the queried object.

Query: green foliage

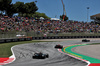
[0,41,52,57]
[25,2,38,14]
[0,0,48,18]
[32,12,50,19]
[0,0,4,11]
[0,0,38,17]
[0,0,12,11]
[0,0,17,16]
[14,2,25,13]
[18,12,50,19]
[60,15,68,21]
[15,1,38,17]
[6,4,18,16]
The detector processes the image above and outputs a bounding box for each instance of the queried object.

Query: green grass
[0,40,53,57]
[63,44,100,63]
[0,39,100,57]
[88,43,100,45]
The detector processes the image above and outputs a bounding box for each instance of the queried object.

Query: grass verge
[88,43,100,45]
[0,40,54,57]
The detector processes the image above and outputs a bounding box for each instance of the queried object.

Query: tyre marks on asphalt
[5,42,87,66]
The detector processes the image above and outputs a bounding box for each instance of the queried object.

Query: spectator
[0,16,100,34]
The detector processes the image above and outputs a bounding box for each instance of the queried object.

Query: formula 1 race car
[82,39,90,42]
[33,52,49,59]
[55,44,63,49]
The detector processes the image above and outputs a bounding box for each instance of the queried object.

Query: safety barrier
[0,38,32,43]
[0,36,100,43]
[32,36,100,40]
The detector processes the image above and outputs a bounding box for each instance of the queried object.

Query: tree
[14,2,25,15]
[25,2,38,14]
[0,1,38,17]
[18,1,38,17]
[0,0,12,13]
[60,15,68,21]
[6,4,18,16]
[0,0,4,11]
[32,12,50,19]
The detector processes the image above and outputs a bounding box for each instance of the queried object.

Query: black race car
[82,39,90,42]
[33,52,49,59]
[55,44,63,49]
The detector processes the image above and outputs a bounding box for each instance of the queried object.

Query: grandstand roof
[91,13,100,18]
[91,13,100,20]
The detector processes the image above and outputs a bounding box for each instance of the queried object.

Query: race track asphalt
[4,39,100,66]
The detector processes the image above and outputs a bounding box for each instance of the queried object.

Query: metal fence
[0,31,100,39]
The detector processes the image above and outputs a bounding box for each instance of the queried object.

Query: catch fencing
[0,31,100,43]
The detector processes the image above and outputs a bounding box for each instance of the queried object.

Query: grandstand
[1,15,100,39]
[91,13,100,24]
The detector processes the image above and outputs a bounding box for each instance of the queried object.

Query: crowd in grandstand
[0,15,100,34]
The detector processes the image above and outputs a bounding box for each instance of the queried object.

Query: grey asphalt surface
[72,43,100,59]
[4,39,100,66]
